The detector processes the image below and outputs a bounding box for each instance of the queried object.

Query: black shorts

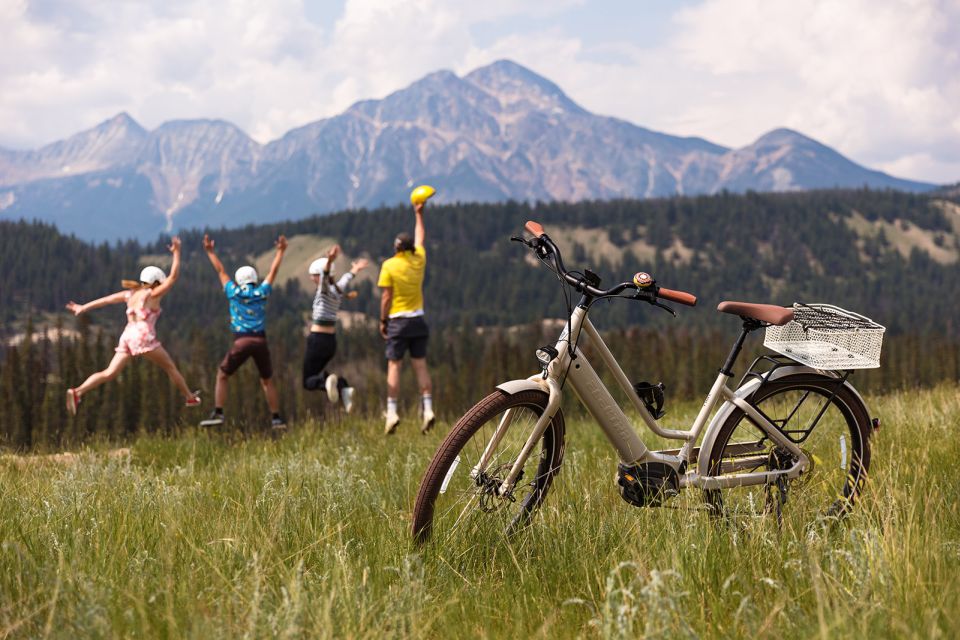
[220,335,273,379]
[385,316,429,361]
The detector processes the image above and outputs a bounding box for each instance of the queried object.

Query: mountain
[0,113,147,188]
[0,60,937,241]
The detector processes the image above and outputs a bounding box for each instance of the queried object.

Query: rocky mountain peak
[96,112,147,136]
[52,111,147,153]
[465,59,584,114]
[138,119,260,169]
[752,127,825,150]
[349,68,498,126]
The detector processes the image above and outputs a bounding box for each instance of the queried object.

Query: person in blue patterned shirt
[200,233,288,429]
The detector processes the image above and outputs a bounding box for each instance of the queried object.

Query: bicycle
[412,221,883,544]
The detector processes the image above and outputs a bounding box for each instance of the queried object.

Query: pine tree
[16,318,38,448]
[2,346,25,449]
[0,347,8,447]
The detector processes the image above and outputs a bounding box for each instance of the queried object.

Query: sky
[1,0,958,183]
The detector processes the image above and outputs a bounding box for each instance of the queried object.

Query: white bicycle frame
[475,305,814,497]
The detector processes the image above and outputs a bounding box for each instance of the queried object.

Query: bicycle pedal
[633,381,666,419]
[617,461,679,508]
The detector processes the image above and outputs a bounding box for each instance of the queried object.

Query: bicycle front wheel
[411,389,565,545]
[704,374,872,522]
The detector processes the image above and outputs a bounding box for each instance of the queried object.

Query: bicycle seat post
[719,318,763,377]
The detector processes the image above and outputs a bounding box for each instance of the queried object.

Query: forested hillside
[3,188,959,337]
[2,188,959,449]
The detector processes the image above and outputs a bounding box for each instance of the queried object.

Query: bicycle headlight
[535,345,559,368]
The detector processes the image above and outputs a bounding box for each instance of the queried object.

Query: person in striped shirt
[303,243,369,413]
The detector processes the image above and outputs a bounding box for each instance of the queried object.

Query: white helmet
[308,258,334,275]
[139,266,167,285]
[235,265,259,286]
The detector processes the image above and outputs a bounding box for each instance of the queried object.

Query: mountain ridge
[0,60,937,241]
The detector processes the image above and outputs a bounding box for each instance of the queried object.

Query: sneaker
[271,416,287,430]
[325,374,340,404]
[341,387,355,414]
[384,411,400,435]
[185,391,202,407]
[66,388,80,416]
[420,409,436,434]
[200,411,224,427]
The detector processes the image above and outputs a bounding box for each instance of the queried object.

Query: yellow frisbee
[410,185,436,205]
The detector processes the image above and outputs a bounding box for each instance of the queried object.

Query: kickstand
[766,476,788,529]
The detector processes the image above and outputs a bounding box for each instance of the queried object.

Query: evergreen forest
[2,188,959,449]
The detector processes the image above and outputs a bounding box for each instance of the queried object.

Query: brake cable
[516,233,677,385]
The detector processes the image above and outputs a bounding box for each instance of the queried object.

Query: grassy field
[1,384,958,638]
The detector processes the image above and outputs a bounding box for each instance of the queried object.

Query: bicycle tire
[411,389,565,545]
[703,374,872,521]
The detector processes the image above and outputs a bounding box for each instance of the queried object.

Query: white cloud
[0,0,957,184]
[661,0,960,182]
[0,0,326,145]
[879,153,960,185]
[0,0,581,148]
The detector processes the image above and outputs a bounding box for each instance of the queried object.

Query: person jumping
[303,243,369,413]
[378,199,434,435]
[65,237,200,415]
[200,233,288,430]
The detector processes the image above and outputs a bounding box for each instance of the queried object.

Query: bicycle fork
[471,375,562,496]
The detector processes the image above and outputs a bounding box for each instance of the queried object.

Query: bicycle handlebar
[525,220,545,237]
[517,220,698,308]
[657,287,698,307]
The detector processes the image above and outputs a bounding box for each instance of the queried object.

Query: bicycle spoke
[413,389,566,546]
[705,379,869,524]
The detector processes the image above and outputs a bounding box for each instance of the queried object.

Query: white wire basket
[763,303,885,370]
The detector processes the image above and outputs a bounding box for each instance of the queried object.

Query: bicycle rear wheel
[704,374,871,522]
[411,389,565,545]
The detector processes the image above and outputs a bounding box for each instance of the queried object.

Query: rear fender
[696,365,865,473]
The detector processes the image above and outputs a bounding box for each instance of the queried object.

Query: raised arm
[203,234,231,287]
[65,291,128,316]
[319,244,339,293]
[150,237,181,299]
[263,235,288,285]
[336,256,366,299]
[413,202,425,248]
[350,257,370,276]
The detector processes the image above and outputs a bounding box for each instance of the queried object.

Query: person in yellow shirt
[378,201,434,434]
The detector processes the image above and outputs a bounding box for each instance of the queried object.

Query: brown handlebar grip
[658,287,697,307]
[525,220,545,237]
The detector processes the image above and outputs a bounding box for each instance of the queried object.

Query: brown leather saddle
[717,301,794,326]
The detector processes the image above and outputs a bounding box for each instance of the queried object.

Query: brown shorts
[220,335,273,379]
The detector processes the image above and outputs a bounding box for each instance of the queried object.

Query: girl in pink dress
[65,237,200,415]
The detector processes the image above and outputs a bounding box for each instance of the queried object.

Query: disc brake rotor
[476,465,522,512]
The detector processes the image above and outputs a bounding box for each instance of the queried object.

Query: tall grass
[1,384,958,638]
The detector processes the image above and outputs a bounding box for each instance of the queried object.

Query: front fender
[496,378,549,396]
[696,365,847,473]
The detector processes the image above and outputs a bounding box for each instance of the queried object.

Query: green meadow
[1,385,958,638]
